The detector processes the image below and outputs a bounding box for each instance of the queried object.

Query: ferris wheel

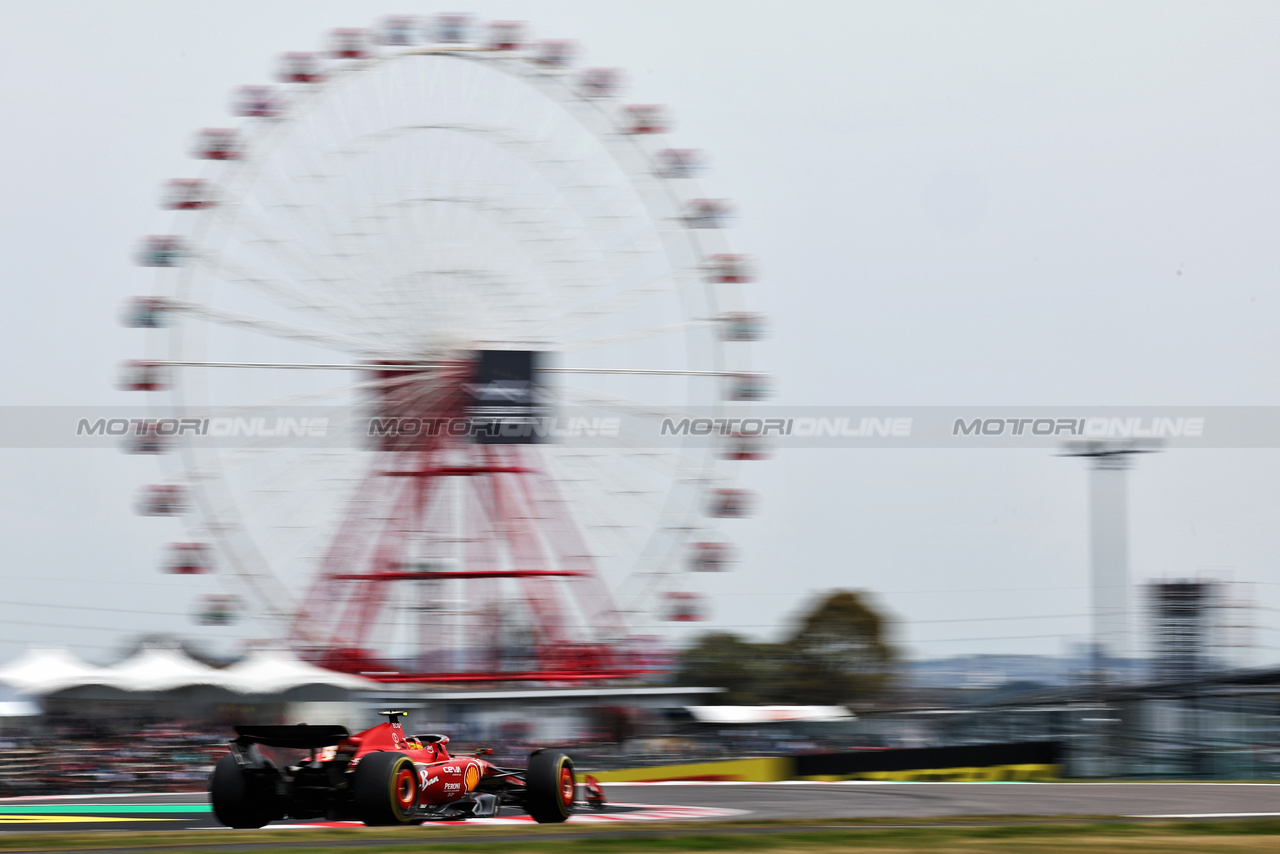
[121,14,768,682]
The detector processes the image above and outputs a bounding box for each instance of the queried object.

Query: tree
[778,590,897,705]
[673,590,897,706]
[673,632,781,705]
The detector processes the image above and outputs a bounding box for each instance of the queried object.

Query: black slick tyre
[524,750,575,823]
[209,754,277,829]
[351,751,418,826]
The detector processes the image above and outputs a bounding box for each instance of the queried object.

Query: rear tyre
[524,750,575,824]
[351,751,418,826]
[209,754,278,829]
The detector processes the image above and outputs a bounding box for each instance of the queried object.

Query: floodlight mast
[1060,439,1163,682]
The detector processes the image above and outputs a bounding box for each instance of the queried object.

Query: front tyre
[351,752,418,826]
[524,750,575,824]
[209,754,278,829]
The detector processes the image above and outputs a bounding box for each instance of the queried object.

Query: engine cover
[415,757,482,804]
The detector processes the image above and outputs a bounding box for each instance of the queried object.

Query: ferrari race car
[210,710,606,827]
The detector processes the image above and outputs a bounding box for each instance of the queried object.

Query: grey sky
[2,1,1279,665]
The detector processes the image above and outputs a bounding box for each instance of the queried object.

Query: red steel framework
[291,358,641,683]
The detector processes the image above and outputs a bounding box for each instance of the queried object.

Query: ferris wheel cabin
[278,52,323,84]
[125,424,170,456]
[706,254,756,284]
[534,40,575,68]
[194,129,242,161]
[120,297,172,328]
[377,16,418,45]
[117,360,169,392]
[579,68,622,98]
[663,592,708,622]
[136,236,187,268]
[488,21,525,51]
[683,199,732,229]
[690,542,734,572]
[622,105,670,135]
[656,149,706,179]
[723,433,771,461]
[433,13,474,44]
[165,543,214,575]
[328,28,369,59]
[728,373,772,401]
[232,86,282,118]
[195,594,244,626]
[710,488,755,519]
[136,484,189,517]
[718,312,768,342]
[162,179,216,210]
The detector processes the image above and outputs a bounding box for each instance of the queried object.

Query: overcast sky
[3,1,1280,667]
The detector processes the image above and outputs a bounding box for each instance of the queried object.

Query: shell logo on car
[415,758,481,801]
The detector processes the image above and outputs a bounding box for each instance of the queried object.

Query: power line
[0,599,200,618]
[0,573,187,589]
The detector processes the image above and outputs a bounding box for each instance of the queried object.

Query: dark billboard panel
[467,350,547,444]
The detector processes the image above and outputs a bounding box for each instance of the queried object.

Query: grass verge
[2,818,1280,853]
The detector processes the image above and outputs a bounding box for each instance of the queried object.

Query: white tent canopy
[0,648,118,696]
[0,647,378,696]
[684,705,855,724]
[0,700,39,717]
[221,649,377,693]
[109,647,238,692]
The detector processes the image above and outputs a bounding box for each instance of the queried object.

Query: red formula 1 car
[209,711,606,827]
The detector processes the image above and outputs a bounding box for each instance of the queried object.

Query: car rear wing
[234,724,350,750]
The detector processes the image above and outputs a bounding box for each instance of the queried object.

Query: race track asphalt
[0,782,1276,834]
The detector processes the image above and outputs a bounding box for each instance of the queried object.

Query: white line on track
[1130,813,1280,819]
[0,792,205,802]
[270,804,746,829]
[600,781,1280,787]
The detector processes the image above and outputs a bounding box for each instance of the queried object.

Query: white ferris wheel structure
[122,15,768,682]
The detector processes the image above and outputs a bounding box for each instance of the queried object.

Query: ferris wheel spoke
[322,143,410,321]
[196,251,379,336]
[562,320,712,352]
[551,449,701,532]
[534,270,686,338]
[349,121,644,248]
[542,422,720,480]
[252,162,375,296]
[539,462,698,618]
[543,444,725,573]
[171,301,374,355]
[226,207,373,311]
[167,374,423,434]
[545,460,660,547]
[555,444,718,492]
[190,481,299,613]
[254,160,406,325]
[219,141,371,286]
[259,184,404,338]
[551,383,714,424]
[508,448,625,632]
